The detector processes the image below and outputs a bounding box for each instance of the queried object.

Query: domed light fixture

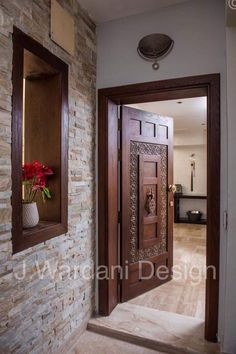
[137,33,174,70]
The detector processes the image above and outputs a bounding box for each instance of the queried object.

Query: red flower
[22,161,54,203]
[42,165,53,175]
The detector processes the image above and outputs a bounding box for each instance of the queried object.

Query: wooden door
[121,106,174,301]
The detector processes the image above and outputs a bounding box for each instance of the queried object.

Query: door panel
[121,106,173,302]
[139,154,161,249]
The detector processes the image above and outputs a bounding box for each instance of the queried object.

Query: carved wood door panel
[121,106,174,301]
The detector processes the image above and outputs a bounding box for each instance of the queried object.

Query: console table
[174,194,207,225]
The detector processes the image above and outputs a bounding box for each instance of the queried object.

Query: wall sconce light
[137,33,174,70]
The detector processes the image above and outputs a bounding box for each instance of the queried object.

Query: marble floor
[69,331,165,354]
[129,223,206,319]
[88,303,219,354]
[86,224,218,354]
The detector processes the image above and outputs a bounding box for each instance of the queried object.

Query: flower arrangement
[22,160,53,203]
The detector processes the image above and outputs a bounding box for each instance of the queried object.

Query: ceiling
[128,97,207,134]
[79,0,190,23]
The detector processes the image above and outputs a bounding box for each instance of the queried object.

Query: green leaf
[22,181,30,185]
[43,187,52,199]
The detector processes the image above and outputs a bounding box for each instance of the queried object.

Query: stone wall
[0,0,96,353]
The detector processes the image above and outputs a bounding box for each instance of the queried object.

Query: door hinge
[118,211,121,224]
[118,149,122,161]
[118,119,122,131]
[117,105,121,120]
[117,267,122,282]
[223,211,228,230]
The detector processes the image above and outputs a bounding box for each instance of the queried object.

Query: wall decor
[137,33,174,70]
[51,0,75,55]
[189,153,196,192]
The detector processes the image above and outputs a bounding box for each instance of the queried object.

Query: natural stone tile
[0,0,96,353]
[0,8,13,37]
[0,176,11,191]
[0,207,11,224]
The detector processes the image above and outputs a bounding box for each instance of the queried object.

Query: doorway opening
[127,97,207,321]
[98,75,220,343]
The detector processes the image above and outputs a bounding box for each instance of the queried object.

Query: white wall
[174,145,207,195]
[97,0,225,88]
[97,0,229,349]
[223,26,236,354]
[174,130,207,146]
[174,143,207,219]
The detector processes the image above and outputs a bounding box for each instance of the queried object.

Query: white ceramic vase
[22,202,39,229]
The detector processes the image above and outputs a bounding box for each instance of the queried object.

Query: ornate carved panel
[138,154,160,249]
[130,141,168,263]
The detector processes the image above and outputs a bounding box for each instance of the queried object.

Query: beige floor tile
[129,224,206,319]
[88,303,219,354]
[69,330,165,354]
[86,225,218,354]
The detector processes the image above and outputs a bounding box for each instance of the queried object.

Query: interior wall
[174,130,207,146]
[174,143,207,219]
[223,26,236,354]
[174,145,207,195]
[174,131,207,196]
[97,0,225,89]
[97,0,228,347]
[0,1,96,353]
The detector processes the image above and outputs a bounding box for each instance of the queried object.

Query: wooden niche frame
[12,27,69,253]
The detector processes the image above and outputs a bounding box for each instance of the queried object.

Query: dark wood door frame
[98,74,220,342]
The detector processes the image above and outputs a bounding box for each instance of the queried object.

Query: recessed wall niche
[12,27,68,253]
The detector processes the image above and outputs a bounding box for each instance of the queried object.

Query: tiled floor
[88,303,219,354]
[85,224,215,354]
[69,330,165,354]
[129,224,206,319]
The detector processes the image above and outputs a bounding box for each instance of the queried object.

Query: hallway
[129,224,206,319]
[1,0,235,353]
[82,224,213,354]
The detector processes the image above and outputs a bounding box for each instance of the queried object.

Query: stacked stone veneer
[0,0,96,352]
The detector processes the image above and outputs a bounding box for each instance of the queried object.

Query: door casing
[98,74,220,342]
